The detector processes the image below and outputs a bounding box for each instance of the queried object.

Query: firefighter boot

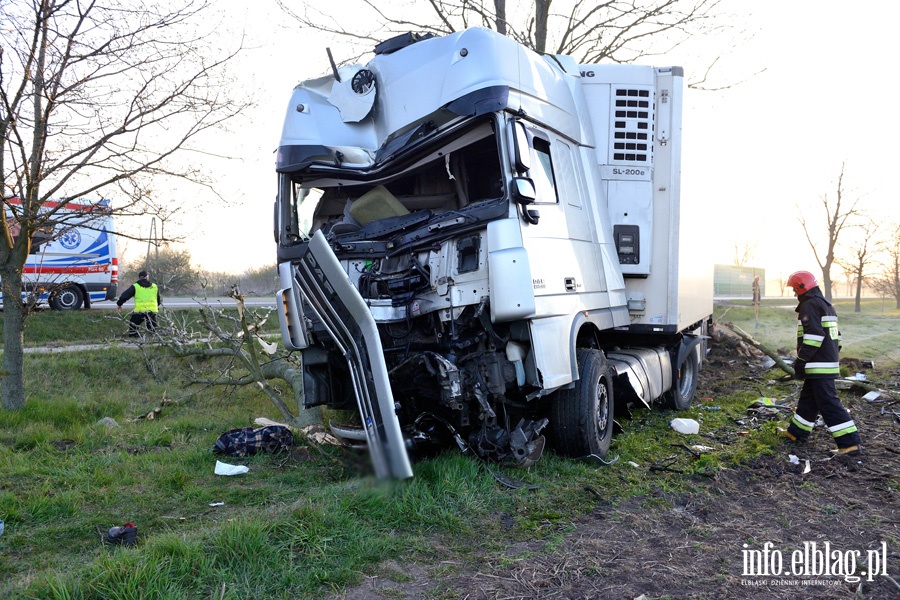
[830,445,861,457]
[776,427,799,442]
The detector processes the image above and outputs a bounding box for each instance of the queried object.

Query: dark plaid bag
[213,425,294,457]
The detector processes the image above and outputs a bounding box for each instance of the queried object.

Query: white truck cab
[274,28,712,478]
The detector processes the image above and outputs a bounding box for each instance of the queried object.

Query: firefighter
[778,271,861,455]
[116,270,163,337]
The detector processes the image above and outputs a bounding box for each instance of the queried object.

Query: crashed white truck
[274,27,713,479]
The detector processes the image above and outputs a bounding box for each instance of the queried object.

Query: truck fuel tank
[607,348,673,408]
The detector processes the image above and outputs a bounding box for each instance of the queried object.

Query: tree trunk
[534,0,551,54]
[1,266,26,410]
[260,360,321,427]
[493,0,506,36]
[854,273,862,312]
[822,269,833,302]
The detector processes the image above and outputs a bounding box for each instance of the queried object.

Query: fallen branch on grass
[721,323,900,400]
[147,286,323,429]
[726,324,796,376]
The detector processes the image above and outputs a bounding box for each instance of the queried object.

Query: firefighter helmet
[787,271,817,295]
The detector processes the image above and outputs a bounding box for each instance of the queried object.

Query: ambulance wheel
[663,349,699,410]
[551,348,614,458]
[49,284,84,311]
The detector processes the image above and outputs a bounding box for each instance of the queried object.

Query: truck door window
[460,135,503,202]
[550,139,583,209]
[531,137,558,204]
[278,174,321,244]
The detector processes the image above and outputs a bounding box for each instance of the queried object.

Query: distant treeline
[123,247,278,297]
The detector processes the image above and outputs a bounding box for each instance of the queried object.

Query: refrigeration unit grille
[611,88,652,164]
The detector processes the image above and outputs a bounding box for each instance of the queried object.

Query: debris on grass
[214,461,249,476]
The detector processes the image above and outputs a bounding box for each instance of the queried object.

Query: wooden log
[721,323,899,399]
[724,323,796,376]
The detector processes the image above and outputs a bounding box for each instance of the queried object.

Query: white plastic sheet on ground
[214,461,249,476]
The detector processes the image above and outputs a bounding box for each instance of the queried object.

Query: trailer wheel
[48,284,84,311]
[551,348,614,458]
[663,349,700,410]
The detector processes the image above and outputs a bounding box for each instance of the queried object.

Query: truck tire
[48,284,84,311]
[551,348,614,458]
[663,349,699,410]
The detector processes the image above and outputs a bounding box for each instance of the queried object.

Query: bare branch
[276,0,729,67]
[1,0,248,410]
[797,162,865,302]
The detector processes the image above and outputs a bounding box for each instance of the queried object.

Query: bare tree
[798,162,863,303]
[837,218,880,313]
[124,246,198,295]
[775,275,787,297]
[732,240,756,267]
[838,262,855,297]
[153,287,319,428]
[277,0,726,66]
[0,0,248,410]
[871,222,900,310]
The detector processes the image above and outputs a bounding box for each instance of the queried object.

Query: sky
[676,1,899,286]
[140,1,899,282]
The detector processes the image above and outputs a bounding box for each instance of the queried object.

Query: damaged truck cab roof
[276,27,586,174]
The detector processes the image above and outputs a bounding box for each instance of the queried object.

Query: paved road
[92,296,276,310]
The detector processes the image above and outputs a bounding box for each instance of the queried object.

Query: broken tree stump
[720,323,796,376]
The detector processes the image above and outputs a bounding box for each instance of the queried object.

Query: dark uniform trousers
[788,378,861,448]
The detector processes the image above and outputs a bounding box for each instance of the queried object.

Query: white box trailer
[273,27,713,478]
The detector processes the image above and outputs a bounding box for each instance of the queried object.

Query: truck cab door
[511,123,605,306]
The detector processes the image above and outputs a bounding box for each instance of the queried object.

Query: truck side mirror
[511,177,540,224]
[511,176,536,205]
[509,120,531,173]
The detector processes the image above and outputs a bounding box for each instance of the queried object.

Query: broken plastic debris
[214,461,249,476]
[803,460,811,474]
[627,461,640,468]
[788,454,800,465]
[750,397,777,408]
[863,391,882,402]
[106,523,137,546]
[209,502,225,507]
[256,337,278,355]
[96,417,120,428]
[759,357,776,369]
[691,445,714,453]
[670,418,699,434]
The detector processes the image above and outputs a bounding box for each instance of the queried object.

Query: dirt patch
[331,344,900,599]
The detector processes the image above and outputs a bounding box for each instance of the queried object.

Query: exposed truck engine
[274,27,713,479]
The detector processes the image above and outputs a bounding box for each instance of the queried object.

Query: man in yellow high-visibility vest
[116,270,162,337]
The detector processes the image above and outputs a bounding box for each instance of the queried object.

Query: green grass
[0,301,898,597]
[715,297,900,369]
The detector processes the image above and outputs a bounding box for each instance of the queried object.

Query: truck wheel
[48,284,84,311]
[663,349,700,410]
[551,348,614,458]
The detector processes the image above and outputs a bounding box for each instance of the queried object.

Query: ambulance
[2,198,118,310]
